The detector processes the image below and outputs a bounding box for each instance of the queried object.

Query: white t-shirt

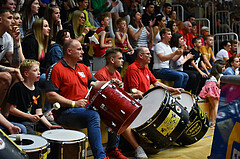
[153,42,172,69]
[108,0,124,13]
[0,32,13,60]
[216,49,229,61]
[170,47,184,71]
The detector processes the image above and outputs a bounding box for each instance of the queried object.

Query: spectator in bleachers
[183,37,208,95]
[0,0,16,10]
[7,59,61,134]
[46,29,71,68]
[142,2,155,32]
[153,28,188,89]
[199,35,216,74]
[20,0,40,39]
[169,33,192,73]
[150,14,166,50]
[177,21,192,52]
[228,40,238,58]
[71,0,98,31]
[91,0,118,38]
[199,60,226,127]
[186,14,195,23]
[93,13,113,57]
[44,5,62,42]
[223,56,239,75]
[199,26,209,46]
[115,18,134,68]
[169,10,176,22]
[160,3,172,25]
[127,0,143,16]
[63,10,91,67]
[128,11,153,50]
[216,40,231,62]
[189,22,197,48]
[166,20,177,35]
[0,8,24,117]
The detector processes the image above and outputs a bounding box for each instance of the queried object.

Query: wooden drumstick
[84,82,96,99]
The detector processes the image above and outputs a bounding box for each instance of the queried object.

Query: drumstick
[43,102,61,117]
[84,86,93,99]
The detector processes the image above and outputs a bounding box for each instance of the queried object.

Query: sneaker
[209,121,215,128]
[135,146,148,159]
[106,147,128,159]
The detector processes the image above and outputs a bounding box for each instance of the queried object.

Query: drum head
[130,87,167,128]
[42,129,86,142]
[9,134,48,152]
[172,92,195,113]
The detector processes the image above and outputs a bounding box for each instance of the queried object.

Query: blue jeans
[56,107,106,159]
[0,122,27,134]
[38,73,51,111]
[107,131,120,152]
[153,68,189,89]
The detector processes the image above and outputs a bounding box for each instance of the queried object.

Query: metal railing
[204,1,214,34]
[232,21,240,38]
[215,11,231,34]
[172,4,184,21]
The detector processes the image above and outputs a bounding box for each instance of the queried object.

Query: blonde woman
[22,19,50,84]
[63,10,91,67]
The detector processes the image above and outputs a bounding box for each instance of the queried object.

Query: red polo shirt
[124,60,157,93]
[46,60,93,102]
[94,66,122,81]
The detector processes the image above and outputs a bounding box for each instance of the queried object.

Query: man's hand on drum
[8,125,21,134]
[168,87,184,94]
[28,114,41,122]
[76,99,88,108]
[48,125,62,130]
[111,78,123,88]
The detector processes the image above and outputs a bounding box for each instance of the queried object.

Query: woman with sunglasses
[63,10,91,67]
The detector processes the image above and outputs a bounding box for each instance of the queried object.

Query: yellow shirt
[199,45,214,70]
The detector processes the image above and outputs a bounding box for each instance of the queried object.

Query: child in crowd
[115,17,134,73]
[93,13,113,57]
[7,59,61,134]
[199,60,226,127]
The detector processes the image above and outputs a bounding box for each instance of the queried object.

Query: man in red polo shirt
[95,47,148,159]
[45,39,107,159]
[124,46,182,96]
[177,21,192,52]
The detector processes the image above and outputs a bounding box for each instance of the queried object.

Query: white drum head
[130,88,166,128]
[172,92,194,113]
[42,129,86,142]
[9,134,48,151]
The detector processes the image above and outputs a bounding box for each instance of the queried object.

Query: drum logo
[185,117,202,137]
[157,110,180,136]
[0,138,5,150]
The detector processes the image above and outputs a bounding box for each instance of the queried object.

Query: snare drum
[89,81,142,135]
[130,87,189,149]
[172,91,209,145]
[9,134,49,159]
[42,129,87,159]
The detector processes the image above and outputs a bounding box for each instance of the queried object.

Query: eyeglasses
[141,53,151,56]
[80,16,86,20]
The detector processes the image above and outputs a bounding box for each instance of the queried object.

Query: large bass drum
[130,87,189,149]
[172,91,209,145]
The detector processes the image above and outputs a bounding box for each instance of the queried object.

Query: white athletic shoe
[135,146,148,159]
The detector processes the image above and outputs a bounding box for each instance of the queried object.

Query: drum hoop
[23,142,50,153]
[0,129,23,152]
[133,87,170,130]
[171,91,196,104]
[89,81,112,105]
[47,137,87,145]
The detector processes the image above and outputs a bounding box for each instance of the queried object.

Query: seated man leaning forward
[45,39,108,159]
[124,46,183,97]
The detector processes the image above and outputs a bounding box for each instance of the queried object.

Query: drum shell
[42,129,87,159]
[90,81,142,135]
[0,130,28,159]
[132,87,189,149]
[176,103,209,145]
